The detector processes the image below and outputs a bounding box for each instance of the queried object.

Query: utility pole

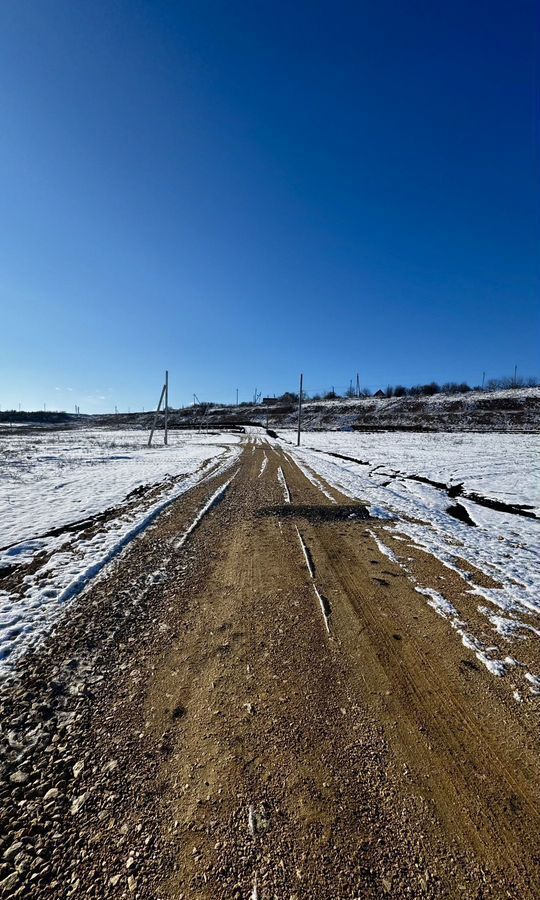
[236,388,238,406]
[297,373,303,447]
[148,371,168,447]
[482,371,485,390]
[164,370,169,445]
[514,364,518,387]
[356,373,360,397]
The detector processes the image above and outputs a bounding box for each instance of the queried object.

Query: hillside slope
[3,388,538,434]
[189,387,540,432]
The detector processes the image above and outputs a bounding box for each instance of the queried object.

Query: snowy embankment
[293,386,540,432]
[0,429,241,666]
[201,386,540,432]
[285,430,540,695]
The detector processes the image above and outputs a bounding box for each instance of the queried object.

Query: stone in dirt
[3,842,23,859]
[9,771,29,784]
[0,872,20,891]
[70,793,88,815]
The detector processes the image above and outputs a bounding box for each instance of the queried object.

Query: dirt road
[1,436,539,898]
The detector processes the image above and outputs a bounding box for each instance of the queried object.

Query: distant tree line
[0,410,71,423]
[373,374,538,399]
[261,374,539,404]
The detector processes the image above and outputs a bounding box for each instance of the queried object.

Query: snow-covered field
[291,431,539,513]
[2,425,538,691]
[285,430,540,697]
[0,428,241,666]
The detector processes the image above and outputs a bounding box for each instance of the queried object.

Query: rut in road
[1,436,539,900]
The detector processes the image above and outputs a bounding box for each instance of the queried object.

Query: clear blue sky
[0,1,538,412]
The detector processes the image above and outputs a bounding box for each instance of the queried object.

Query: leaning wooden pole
[148,382,166,447]
[164,370,169,445]
[297,372,303,447]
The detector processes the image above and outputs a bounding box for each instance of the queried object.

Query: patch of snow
[415,586,458,619]
[312,583,331,634]
[287,436,539,625]
[524,673,540,695]
[277,467,290,504]
[0,429,241,668]
[370,506,395,520]
[295,526,315,578]
[285,436,540,685]
[292,430,539,514]
[451,622,506,676]
[477,607,540,640]
[367,529,399,564]
[286,452,336,503]
[175,472,236,550]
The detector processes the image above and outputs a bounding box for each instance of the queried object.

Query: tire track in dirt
[279,445,540,893]
[147,442,455,898]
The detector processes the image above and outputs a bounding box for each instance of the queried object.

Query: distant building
[373,389,385,398]
[262,397,279,405]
